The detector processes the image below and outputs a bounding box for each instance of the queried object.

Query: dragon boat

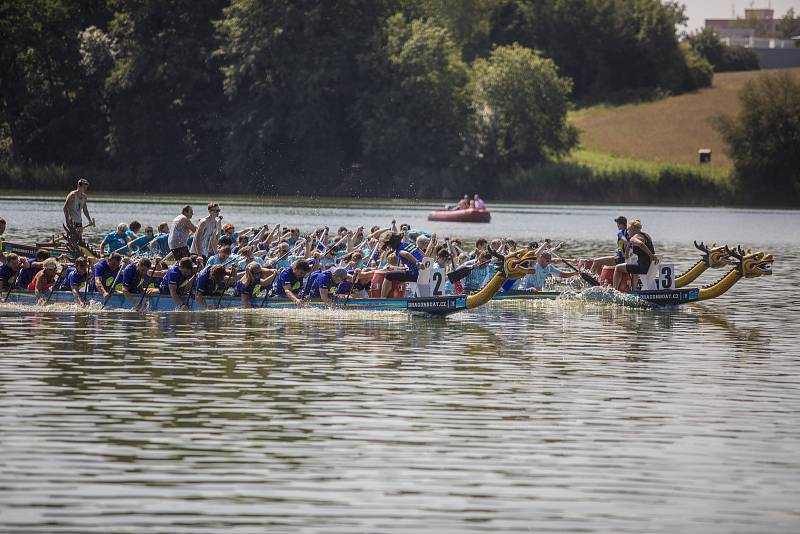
[1,249,539,317]
[2,246,773,314]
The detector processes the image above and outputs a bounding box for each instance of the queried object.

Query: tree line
[1,0,789,201]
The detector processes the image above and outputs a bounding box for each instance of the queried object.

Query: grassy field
[569,68,800,171]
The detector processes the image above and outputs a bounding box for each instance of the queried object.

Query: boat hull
[2,290,469,316]
[427,208,491,223]
[2,286,701,314]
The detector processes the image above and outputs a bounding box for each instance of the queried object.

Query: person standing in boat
[378,232,423,298]
[0,217,6,250]
[190,203,221,260]
[613,219,658,291]
[168,205,196,260]
[590,216,630,276]
[63,178,94,240]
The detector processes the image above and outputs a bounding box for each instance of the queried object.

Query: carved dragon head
[489,248,538,280]
[694,240,736,268]
[727,246,774,278]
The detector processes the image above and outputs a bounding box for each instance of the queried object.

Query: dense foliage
[686,28,760,73]
[2,0,716,197]
[715,72,800,204]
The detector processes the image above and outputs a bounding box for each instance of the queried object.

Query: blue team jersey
[0,263,20,289]
[121,264,146,293]
[59,267,88,291]
[234,277,265,298]
[273,268,303,297]
[153,234,170,256]
[93,259,122,292]
[195,268,221,295]
[159,265,190,294]
[128,235,152,253]
[17,258,41,289]
[615,230,630,262]
[396,242,423,275]
[307,270,337,298]
[102,232,128,253]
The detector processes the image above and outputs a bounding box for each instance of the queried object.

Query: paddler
[195,264,229,309]
[613,219,658,291]
[590,216,630,276]
[100,223,132,255]
[93,253,124,299]
[306,267,349,305]
[520,251,578,291]
[378,232,423,298]
[17,250,50,289]
[28,258,60,302]
[273,259,311,306]
[159,257,197,309]
[234,261,277,308]
[0,253,22,292]
[121,258,163,305]
[63,178,94,240]
[60,257,90,305]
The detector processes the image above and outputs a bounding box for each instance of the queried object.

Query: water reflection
[1,207,798,533]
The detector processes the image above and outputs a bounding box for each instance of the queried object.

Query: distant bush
[687,28,760,72]
[715,71,800,204]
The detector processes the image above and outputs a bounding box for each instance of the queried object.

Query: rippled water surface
[1,196,799,533]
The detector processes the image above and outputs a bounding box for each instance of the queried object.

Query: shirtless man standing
[63,178,94,239]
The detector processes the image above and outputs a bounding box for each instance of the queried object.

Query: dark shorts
[73,222,83,229]
[626,259,651,275]
[171,247,190,260]
[385,270,418,282]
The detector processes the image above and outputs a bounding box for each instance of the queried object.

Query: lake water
[1,196,799,533]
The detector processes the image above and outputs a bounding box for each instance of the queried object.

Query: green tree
[0,0,109,166]
[466,44,578,188]
[104,0,226,188]
[778,8,800,39]
[355,15,469,179]
[216,0,395,192]
[687,28,759,72]
[715,72,800,203]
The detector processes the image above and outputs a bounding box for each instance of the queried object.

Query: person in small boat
[121,258,162,304]
[0,252,22,292]
[190,203,221,260]
[473,194,486,209]
[379,232,423,298]
[17,250,51,289]
[101,223,131,255]
[168,205,196,261]
[613,219,657,291]
[590,216,630,276]
[306,267,349,305]
[195,265,231,309]
[234,261,277,308]
[457,195,469,210]
[273,259,311,306]
[63,178,93,240]
[60,257,90,305]
[93,253,124,298]
[159,257,197,309]
[521,251,578,291]
[28,258,60,302]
